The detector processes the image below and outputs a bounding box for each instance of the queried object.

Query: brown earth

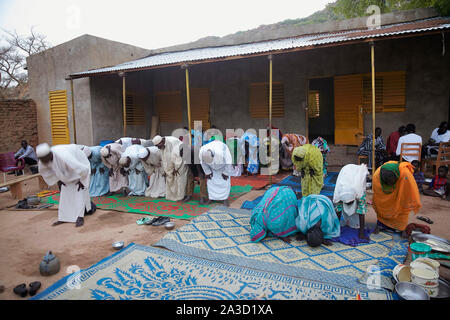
[0,171,449,300]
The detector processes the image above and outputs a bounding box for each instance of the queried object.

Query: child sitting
[423,166,449,200]
[411,160,425,193]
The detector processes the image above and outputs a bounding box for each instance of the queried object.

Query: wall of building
[145,33,449,142]
[90,70,153,144]
[0,100,38,153]
[27,34,150,147]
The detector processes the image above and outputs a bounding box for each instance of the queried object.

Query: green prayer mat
[41,185,253,220]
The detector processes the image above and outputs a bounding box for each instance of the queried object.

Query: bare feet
[51,221,65,227]
[322,239,333,246]
[75,217,84,228]
[223,199,229,207]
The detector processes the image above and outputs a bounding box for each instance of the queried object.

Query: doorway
[307,77,335,144]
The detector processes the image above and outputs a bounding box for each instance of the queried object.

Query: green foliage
[332,0,450,18]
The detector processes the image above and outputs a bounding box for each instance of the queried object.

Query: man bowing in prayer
[153,135,188,201]
[100,143,128,196]
[37,143,94,228]
[138,146,166,198]
[119,144,149,196]
[199,140,233,206]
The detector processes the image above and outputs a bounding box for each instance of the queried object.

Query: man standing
[138,146,166,198]
[183,144,208,204]
[100,143,128,196]
[200,140,233,206]
[396,123,422,162]
[14,140,38,175]
[119,144,148,196]
[37,143,93,228]
[153,135,188,201]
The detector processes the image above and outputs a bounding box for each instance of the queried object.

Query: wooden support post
[70,79,77,144]
[371,42,376,181]
[268,55,273,185]
[121,73,127,137]
[183,65,192,146]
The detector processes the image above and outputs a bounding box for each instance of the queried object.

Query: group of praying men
[36,136,234,227]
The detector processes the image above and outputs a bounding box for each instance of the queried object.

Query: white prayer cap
[100,146,110,157]
[152,135,162,145]
[202,149,214,164]
[138,147,150,159]
[119,156,130,167]
[82,146,92,158]
[36,143,51,158]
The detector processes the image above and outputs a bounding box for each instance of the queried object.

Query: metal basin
[164,222,175,230]
[395,282,430,300]
[112,241,124,250]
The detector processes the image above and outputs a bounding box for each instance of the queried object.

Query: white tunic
[200,140,233,200]
[38,144,91,223]
[161,136,188,201]
[121,145,149,196]
[141,146,166,198]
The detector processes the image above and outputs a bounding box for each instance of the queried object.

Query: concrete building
[27,34,150,146]
[28,9,450,151]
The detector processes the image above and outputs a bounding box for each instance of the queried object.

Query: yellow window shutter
[362,71,406,112]
[49,90,70,145]
[154,91,183,123]
[125,92,145,125]
[249,82,284,118]
[190,88,210,130]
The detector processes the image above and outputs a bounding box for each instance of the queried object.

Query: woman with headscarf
[82,146,110,197]
[250,186,299,242]
[280,134,308,173]
[295,194,340,247]
[311,137,330,178]
[372,161,422,233]
[239,131,259,175]
[291,144,323,197]
[333,164,369,240]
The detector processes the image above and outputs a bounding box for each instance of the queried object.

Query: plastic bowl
[112,241,124,250]
[395,282,430,300]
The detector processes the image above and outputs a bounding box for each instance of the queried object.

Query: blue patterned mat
[156,206,406,298]
[241,172,338,210]
[31,243,393,300]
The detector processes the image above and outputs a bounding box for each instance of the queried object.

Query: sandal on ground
[29,282,41,296]
[13,283,28,297]
[417,216,433,224]
[136,217,151,225]
[152,216,170,226]
[145,216,161,225]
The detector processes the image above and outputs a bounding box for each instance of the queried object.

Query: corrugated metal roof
[70,17,450,78]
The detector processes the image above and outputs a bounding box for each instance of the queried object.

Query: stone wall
[0,99,38,153]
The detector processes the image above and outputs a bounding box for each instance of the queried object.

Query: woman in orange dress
[372,161,421,233]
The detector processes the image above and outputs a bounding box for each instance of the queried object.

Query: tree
[332,0,450,19]
[0,27,50,91]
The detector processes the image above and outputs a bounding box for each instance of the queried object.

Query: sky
[0,0,333,50]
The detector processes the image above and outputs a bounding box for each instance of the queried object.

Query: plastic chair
[422,142,450,175]
[0,152,26,182]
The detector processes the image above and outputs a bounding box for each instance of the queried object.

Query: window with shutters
[249,82,285,118]
[49,90,70,145]
[308,90,320,118]
[125,92,145,125]
[190,88,210,130]
[154,91,183,123]
[361,71,406,112]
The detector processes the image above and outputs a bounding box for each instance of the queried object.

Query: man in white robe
[153,135,188,201]
[37,143,93,227]
[200,140,233,206]
[119,144,148,196]
[100,143,128,195]
[138,146,166,198]
[115,137,149,149]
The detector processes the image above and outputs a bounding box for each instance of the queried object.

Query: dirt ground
[0,172,449,300]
